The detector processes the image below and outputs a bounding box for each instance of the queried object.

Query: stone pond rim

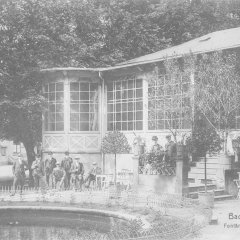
[0,205,150,230]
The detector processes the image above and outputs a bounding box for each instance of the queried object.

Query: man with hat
[61,151,73,189]
[11,153,27,196]
[52,162,66,190]
[31,154,45,191]
[44,151,57,187]
[70,156,84,191]
[165,135,176,166]
[151,136,163,153]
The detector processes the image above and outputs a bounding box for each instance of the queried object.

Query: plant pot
[198,191,214,208]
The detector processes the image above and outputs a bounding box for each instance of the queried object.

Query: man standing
[31,154,45,191]
[70,156,84,191]
[11,153,27,196]
[165,135,176,166]
[52,162,66,190]
[45,151,57,187]
[61,151,72,189]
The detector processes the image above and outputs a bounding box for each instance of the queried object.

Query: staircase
[187,156,233,201]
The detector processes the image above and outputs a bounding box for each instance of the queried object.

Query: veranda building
[41,27,240,174]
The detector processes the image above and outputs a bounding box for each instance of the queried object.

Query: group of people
[141,135,177,174]
[11,151,101,195]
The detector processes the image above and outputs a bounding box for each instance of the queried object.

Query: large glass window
[148,74,191,130]
[44,82,64,131]
[107,77,143,131]
[70,82,98,131]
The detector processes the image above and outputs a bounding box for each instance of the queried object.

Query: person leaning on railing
[70,156,84,191]
[31,154,45,191]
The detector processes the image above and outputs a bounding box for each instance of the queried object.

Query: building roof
[116,27,240,67]
[41,27,240,73]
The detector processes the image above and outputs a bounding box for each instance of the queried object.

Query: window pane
[56,92,63,101]
[107,104,113,112]
[128,90,133,98]
[108,122,113,131]
[136,111,143,120]
[107,92,113,100]
[128,102,133,111]
[116,113,121,121]
[56,83,63,91]
[49,83,55,92]
[90,83,98,91]
[71,113,79,122]
[80,92,89,100]
[80,122,89,131]
[71,92,79,101]
[56,104,63,112]
[108,83,113,91]
[116,103,121,112]
[122,103,127,111]
[80,104,89,112]
[122,122,127,131]
[136,80,142,88]
[128,112,133,121]
[128,80,133,88]
[128,122,133,130]
[136,89,142,98]
[70,82,79,91]
[56,122,64,131]
[56,113,63,122]
[116,81,121,90]
[80,83,89,91]
[122,112,127,121]
[49,104,55,112]
[70,122,79,131]
[80,113,89,121]
[71,104,79,113]
[116,122,121,130]
[136,121,143,130]
[49,122,55,131]
[136,102,143,110]
[49,93,55,101]
[108,113,113,122]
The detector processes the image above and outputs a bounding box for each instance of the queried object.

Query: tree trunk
[114,153,117,186]
[204,154,207,193]
[23,140,36,187]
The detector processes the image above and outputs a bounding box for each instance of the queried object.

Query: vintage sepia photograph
[0,0,240,239]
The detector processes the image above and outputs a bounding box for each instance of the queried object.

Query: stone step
[196,162,230,169]
[188,189,226,199]
[188,172,217,180]
[214,194,234,201]
[188,183,217,192]
[189,168,217,174]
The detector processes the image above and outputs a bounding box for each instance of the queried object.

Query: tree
[0,0,104,172]
[187,114,222,192]
[101,131,131,185]
[148,57,194,143]
[195,51,240,153]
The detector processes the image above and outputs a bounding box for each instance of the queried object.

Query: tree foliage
[195,51,240,151]
[101,131,131,155]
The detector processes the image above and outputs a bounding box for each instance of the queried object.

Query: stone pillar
[175,158,183,195]
[175,151,189,195]
[132,155,139,188]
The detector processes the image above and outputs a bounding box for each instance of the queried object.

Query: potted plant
[187,114,222,208]
[101,131,131,196]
